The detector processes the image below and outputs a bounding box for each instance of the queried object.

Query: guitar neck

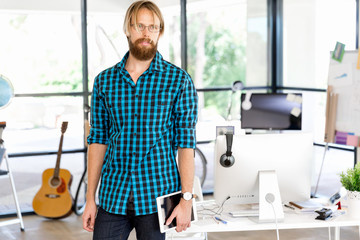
[53,133,64,178]
[53,122,68,179]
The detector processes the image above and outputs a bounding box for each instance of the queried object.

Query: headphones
[219,133,235,168]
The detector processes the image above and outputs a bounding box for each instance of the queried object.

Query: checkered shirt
[87,51,198,216]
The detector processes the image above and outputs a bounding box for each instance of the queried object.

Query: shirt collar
[116,52,129,72]
[117,51,166,74]
[150,51,165,73]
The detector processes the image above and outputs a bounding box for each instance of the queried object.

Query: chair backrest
[193,176,203,202]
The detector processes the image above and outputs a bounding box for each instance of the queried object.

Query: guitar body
[33,168,73,218]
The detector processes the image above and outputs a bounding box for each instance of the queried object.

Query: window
[0,13,82,94]
[187,0,247,89]
[188,0,268,133]
[187,0,268,193]
[0,12,85,212]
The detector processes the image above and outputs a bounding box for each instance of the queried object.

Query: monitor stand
[258,170,284,223]
[244,129,282,135]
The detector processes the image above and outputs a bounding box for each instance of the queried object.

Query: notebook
[289,200,323,212]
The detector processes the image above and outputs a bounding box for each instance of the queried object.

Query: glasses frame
[131,23,162,33]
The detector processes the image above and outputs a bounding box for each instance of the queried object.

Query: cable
[269,202,280,240]
[265,193,280,240]
[197,205,220,215]
[197,196,231,217]
[216,196,231,215]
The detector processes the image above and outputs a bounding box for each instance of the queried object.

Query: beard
[128,38,158,61]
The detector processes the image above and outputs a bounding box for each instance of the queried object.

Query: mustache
[135,38,154,45]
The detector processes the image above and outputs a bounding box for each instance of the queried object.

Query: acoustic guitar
[33,122,73,218]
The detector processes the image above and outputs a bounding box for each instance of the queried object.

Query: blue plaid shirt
[88,51,198,216]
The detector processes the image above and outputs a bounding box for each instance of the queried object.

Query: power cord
[216,196,231,215]
[265,193,280,240]
[197,196,231,216]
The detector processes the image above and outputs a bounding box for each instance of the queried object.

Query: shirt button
[134,113,138,117]
[133,152,136,155]
[135,94,139,98]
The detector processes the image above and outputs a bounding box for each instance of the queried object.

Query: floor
[0,213,359,240]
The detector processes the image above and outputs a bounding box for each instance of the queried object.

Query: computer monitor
[240,93,302,130]
[214,132,313,205]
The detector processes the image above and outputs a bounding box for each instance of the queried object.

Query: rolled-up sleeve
[87,76,110,145]
[173,75,198,149]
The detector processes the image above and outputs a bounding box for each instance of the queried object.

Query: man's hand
[82,200,97,232]
[165,199,192,232]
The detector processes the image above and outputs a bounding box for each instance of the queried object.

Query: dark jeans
[93,207,165,240]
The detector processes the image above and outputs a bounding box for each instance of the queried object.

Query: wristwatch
[181,192,194,201]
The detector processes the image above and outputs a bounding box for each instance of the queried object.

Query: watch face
[183,192,192,200]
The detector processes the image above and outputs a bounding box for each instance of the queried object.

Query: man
[82,1,198,239]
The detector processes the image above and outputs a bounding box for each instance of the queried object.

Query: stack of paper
[289,200,324,212]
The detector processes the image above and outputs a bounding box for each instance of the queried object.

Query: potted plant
[339,162,360,219]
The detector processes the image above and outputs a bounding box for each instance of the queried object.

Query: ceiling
[0,0,191,13]
[0,0,264,18]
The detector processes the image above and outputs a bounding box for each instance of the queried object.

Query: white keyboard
[229,209,259,217]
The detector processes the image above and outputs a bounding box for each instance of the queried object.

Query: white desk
[173,201,360,240]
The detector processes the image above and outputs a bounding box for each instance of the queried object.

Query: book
[289,200,323,212]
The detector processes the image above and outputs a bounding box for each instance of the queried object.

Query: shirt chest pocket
[146,93,173,131]
[106,98,125,129]
[151,92,174,109]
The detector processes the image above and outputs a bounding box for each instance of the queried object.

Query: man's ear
[125,28,131,38]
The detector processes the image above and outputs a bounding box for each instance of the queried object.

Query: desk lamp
[226,80,244,120]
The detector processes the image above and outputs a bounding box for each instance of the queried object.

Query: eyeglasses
[131,23,162,33]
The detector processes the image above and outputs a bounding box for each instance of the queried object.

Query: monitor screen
[214,133,313,205]
[240,93,302,130]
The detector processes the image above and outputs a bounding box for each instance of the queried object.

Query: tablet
[156,191,198,233]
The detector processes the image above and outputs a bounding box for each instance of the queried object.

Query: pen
[284,204,295,210]
[215,216,227,224]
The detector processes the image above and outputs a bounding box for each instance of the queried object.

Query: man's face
[128,8,161,61]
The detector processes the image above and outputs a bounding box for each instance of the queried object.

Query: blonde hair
[123,1,164,36]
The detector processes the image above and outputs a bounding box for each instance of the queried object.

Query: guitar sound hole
[50,177,61,188]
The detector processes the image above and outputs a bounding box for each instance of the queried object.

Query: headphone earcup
[220,153,235,168]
